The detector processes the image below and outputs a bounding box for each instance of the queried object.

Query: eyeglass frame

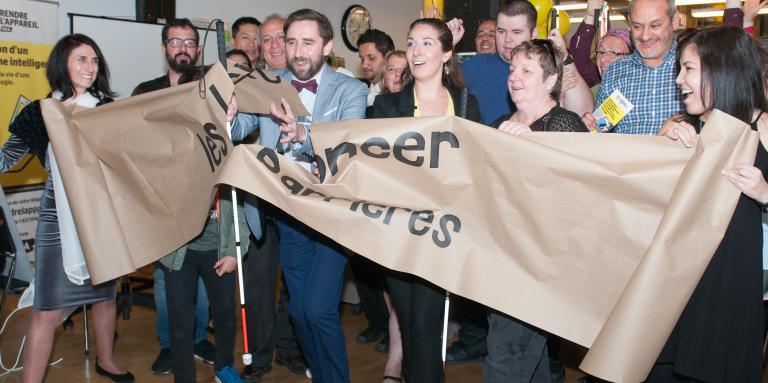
[594,50,629,58]
[164,38,198,48]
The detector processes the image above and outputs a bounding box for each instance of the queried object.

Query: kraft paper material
[227,59,309,117]
[42,62,234,283]
[41,71,757,381]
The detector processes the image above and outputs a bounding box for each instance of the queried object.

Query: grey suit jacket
[231,64,368,239]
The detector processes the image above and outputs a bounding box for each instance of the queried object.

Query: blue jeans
[154,267,209,348]
[277,216,350,383]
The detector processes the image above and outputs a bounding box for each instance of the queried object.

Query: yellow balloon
[529,0,553,26]
[536,22,548,39]
[557,10,571,36]
[535,9,571,38]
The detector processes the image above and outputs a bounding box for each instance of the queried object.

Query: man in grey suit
[231,8,367,383]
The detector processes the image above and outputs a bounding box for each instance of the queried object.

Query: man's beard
[287,54,324,81]
[362,68,377,82]
[167,52,196,73]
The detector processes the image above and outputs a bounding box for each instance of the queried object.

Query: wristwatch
[563,55,574,66]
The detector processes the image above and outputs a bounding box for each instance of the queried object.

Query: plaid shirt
[596,41,684,135]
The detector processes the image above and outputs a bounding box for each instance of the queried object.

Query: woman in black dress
[2,34,132,382]
[486,38,587,383]
[651,26,768,383]
[370,18,480,383]
[492,39,588,134]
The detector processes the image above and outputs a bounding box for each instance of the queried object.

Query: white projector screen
[70,14,220,99]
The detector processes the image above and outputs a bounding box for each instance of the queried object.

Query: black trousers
[452,296,488,355]
[387,271,445,383]
[349,254,389,331]
[243,220,301,367]
[162,248,235,382]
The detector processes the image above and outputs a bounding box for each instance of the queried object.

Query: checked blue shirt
[596,41,684,135]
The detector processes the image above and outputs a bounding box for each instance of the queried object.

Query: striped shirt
[596,41,684,135]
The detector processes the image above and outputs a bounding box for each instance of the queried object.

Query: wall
[51,1,618,76]
[55,0,136,38]
[176,0,421,76]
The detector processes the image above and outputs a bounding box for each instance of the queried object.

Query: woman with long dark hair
[650,26,768,383]
[370,18,480,383]
[2,34,132,383]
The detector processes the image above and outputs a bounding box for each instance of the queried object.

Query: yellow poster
[1,0,58,188]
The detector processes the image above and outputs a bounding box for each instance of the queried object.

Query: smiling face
[676,44,710,116]
[68,44,99,96]
[596,35,631,75]
[384,54,408,93]
[629,0,678,67]
[286,19,332,81]
[259,18,286,70]
[232,23,260,63]
[507,51,556,106]
[495,14,535,64]
[475,20,497,54]
[359,42,386,83]
[406,23,452,83]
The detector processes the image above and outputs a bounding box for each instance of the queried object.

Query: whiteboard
[70,14,220,99]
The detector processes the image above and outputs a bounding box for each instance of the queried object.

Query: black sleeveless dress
[649,113,767,383]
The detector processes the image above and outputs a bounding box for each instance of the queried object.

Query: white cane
[225,120,252,366]
[442,291,451,372]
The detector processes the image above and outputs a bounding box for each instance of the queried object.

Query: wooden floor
[0,284,594,383]
[0,282,760,383]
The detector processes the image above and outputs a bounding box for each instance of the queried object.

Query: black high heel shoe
[95,361,135,383]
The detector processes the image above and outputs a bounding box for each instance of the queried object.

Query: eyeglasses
[165,38,198,48]
[594,50,628,58]
[531,39,557,66]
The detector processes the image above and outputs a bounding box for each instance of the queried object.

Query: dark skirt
[32,178,114,311]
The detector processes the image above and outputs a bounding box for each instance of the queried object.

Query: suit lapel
[395,82,416,117]
[312,64,337,122]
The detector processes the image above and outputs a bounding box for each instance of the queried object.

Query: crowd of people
[3,0,768,382]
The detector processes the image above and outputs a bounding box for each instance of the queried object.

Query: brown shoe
[240,364,272,383]
[275,355,307,375]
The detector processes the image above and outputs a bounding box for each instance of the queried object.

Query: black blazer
[369,81,481,124]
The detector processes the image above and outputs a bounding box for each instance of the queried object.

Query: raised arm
[569,0,602,87]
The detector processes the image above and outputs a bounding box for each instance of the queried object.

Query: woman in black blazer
[370,18,480,383]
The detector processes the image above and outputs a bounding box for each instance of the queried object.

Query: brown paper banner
[43,76,755,382]
[42,62,234,284]
[227,59,309,116]
[580,111,759,382]
[217,112,755,382]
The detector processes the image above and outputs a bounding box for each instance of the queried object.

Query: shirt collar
[370,82,381,94]
[629,40,678,69]
[294,63,325,88]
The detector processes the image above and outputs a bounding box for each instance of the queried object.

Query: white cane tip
[243,353,252,365]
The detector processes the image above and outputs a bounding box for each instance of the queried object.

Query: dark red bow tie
[291,79,318,94]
